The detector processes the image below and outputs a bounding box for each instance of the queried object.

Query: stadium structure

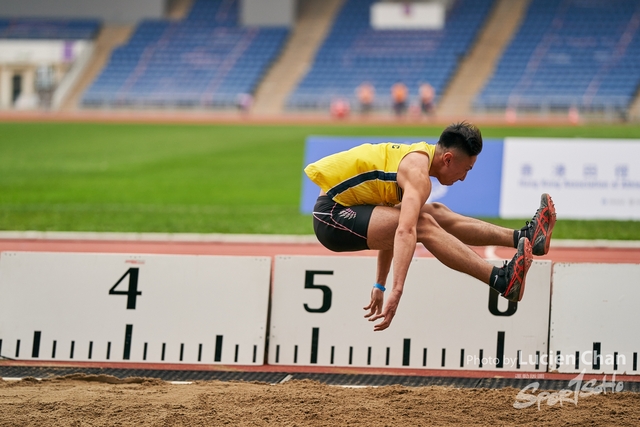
[0,0,639,122]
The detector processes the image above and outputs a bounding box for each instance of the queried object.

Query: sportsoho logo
[513,370,624,410]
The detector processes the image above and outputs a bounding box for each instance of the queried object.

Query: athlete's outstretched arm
[364,249,393,319]
[369,152,431,331]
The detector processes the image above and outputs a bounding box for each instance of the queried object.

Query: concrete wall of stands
[0,0,165,24]
[0,0,296,25]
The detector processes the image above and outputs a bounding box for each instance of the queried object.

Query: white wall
[371,1,446,30]
[240,0,295,27]
[0,40,88,64]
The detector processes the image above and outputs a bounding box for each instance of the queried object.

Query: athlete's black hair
[437,121,483,157]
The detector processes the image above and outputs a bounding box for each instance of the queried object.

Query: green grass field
[1,121,640,239]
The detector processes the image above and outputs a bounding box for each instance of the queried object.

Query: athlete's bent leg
[366,206,532,301]
[421,202,513,248]
[424,193,557,256]
[366,206,493,284]
[415,211,493,283]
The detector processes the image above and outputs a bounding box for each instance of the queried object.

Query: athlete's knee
[418,210,438,224]
[417,212,440,239]
[424,202,455,226]
[425,202,451,217]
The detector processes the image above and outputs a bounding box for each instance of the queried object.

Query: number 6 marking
[488,288,517,316]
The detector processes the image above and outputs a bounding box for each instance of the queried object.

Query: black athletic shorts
[312,195,374,252]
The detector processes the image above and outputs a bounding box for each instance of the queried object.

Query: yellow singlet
[304,142,435,206]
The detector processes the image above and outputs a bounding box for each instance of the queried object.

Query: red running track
[1,238,639,263]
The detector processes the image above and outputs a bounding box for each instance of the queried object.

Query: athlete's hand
[369,290,401,331]
[363,287,384,320]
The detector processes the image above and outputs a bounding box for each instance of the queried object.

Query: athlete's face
[438,150,476,186]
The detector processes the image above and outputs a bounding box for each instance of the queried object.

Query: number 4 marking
[109,268,142,309]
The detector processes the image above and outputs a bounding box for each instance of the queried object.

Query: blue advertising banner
[300,136,503,217]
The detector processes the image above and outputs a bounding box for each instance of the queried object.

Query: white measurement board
[0,252,271,365]
[269,256,552,371]
[550,263,640,375]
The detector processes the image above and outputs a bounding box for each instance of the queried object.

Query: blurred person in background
[419,82,436,116]
[330,97,350,119]
[356,82,375,115]
[236,93,253,114]
[391,81,408,117]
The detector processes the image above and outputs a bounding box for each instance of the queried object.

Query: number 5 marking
[109,268,142,309]
[304,270,333,313]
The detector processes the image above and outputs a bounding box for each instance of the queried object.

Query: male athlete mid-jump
[305,122,556,331]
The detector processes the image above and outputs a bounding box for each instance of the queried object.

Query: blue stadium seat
[82,0,289,108]
[475,0,640,112]
[286,0,494,110]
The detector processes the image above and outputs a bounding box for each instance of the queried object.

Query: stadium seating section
[3,0,637,114]
[287,0,494,111]
[82,0,288,108]
[0,18,100,39]
[475,0,640,113]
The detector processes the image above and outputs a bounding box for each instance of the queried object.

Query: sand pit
[1,376,639,426]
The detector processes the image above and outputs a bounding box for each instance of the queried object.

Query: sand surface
[1,375,639,426]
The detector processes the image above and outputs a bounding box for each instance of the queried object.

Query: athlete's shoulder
[405,141,434,153]
[411,141,434,148]
[403,142,435,168]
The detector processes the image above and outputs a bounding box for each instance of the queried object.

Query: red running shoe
[501,237,533,302]
[521,193,557,256]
